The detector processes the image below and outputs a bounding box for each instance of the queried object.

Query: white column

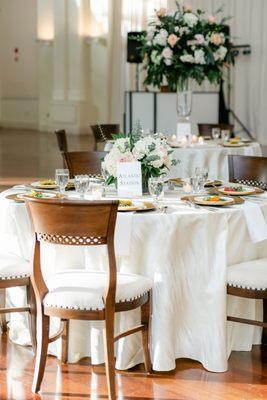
[53,0,67,100]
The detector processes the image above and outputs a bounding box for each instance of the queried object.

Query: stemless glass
[221,130,230,142]
[148,177,164,203]
[55,169,69,194]
[74,175,90,198]
[212,128,221,141]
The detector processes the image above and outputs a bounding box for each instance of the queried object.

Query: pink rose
[184,5,193,12]
[210,33,222,46]
[208,15,216,24]
[156,8,166,17]
[162,47,173,59]
[168,33,179,47]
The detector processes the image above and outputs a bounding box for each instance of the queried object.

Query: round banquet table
[104,140,262,181]
[1,187,267,373]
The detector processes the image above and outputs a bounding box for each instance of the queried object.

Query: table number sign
[117,161,142,197]
[176,122,191,138]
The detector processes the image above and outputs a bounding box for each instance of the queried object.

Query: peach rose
[168,33,179,47]
[157,8,166,17]
[210,33,222,46]
[184,5,193,12]
[208,15,216,24]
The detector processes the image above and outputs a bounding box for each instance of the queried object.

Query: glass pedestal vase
[176,80,192,138]
[142,172,150,194]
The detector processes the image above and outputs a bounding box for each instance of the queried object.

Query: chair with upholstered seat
[54,129,68,153]
[0,253,36,349]
[228,155,267,191]
[227,259,267,344]
[62,151,106,178]
[26,198,152,399]
[91,124,120,150]
[198,123,234,138]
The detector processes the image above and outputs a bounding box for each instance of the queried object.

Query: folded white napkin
[243,203,267,243]
[114,213,134,256]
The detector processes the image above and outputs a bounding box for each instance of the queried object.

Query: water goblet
[74,175,90,199]
[148,177,164,205]
[55,169,69,194]
[221,129,230,142]
[212,128,220,141]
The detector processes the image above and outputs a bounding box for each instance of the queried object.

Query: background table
[0,188,266,373]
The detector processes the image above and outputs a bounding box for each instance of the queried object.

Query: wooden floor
[0,333,267,400]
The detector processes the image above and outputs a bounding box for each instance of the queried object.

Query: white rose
[195,34,205,44]
[146,27,155,41]
[180,54,195,63]
[153,29,168,46]
[214,46,227,61]
[194,49,206,64]
[183,13,198,28]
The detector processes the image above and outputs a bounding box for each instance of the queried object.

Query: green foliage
[138,2,235,90]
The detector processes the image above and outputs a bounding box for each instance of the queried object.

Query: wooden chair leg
[141,293,152,373]
[61,319,69,363]
[32,311,50,393]
[0,289,8,334]
[262,299,267,345]
[103,314,116,400]
[27,283,37,352]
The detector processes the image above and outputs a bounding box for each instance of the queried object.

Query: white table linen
[1,187,267,373]
[169,141,262,180]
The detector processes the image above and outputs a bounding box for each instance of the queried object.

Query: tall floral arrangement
[138,2,235,91]
[103,125,177,191]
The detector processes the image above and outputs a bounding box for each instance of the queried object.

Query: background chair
[0,253,36,349]
[228,155,267,190]
[91,124,120,150]
[227,259,267,346]
[26,198,152,399]
[198,123,234,138]
[63,151,106,178]
[54,129,68,153]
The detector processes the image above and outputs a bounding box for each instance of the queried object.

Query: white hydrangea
[214,45,227,61]
[183,13,198,28]
[103,143,135,178]
[180,54,195,63]
[146,26,155,41]
[179,26,190,35]
[151,49,162,65]
[153,29,168,46]
[194,49,206,64]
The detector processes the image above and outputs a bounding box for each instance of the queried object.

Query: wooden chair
[54,130,68,153]
[228,155,267,190]
[227,260,267,346]
[91,124,120,150]
[62,151,106,178]
[227,154,267,346]
[198,123,234,138]
[0,253,36,350]
[26,198,152,398]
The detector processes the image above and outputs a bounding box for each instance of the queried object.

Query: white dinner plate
[193,196,234,206]
[218,186,256,196]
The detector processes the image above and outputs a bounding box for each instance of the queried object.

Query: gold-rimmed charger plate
[222,142,247,148]
[118,201,156,212]
[6,192,64,203]
[193,196,234,207]
[181,194,244,205]
[218,186,256,196]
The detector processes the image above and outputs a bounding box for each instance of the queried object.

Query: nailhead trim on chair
[43,289,151,311]
[0,273,30,281]
[228,282,267,291]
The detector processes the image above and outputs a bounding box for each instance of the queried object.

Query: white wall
[0,0,38,128]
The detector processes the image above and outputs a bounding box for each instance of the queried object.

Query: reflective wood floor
[0,333,267,400]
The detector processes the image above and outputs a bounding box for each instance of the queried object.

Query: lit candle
[191,134,198,143]
[198,136,204,145]
[183,181,192,193]
[171,134,177,143]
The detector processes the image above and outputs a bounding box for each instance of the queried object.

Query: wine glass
[221,130,230,142]
[55,169,69,194]
[194,167,209,192]
[148,177,164,204]
[74,175,90,199]
[212,128,220,141]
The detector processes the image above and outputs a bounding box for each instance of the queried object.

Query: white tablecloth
[105,140,262,180]
[1,187,267,373]
[169,141,262,180]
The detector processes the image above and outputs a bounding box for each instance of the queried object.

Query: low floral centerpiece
[139,2,235,91]
[102,126,177,192]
